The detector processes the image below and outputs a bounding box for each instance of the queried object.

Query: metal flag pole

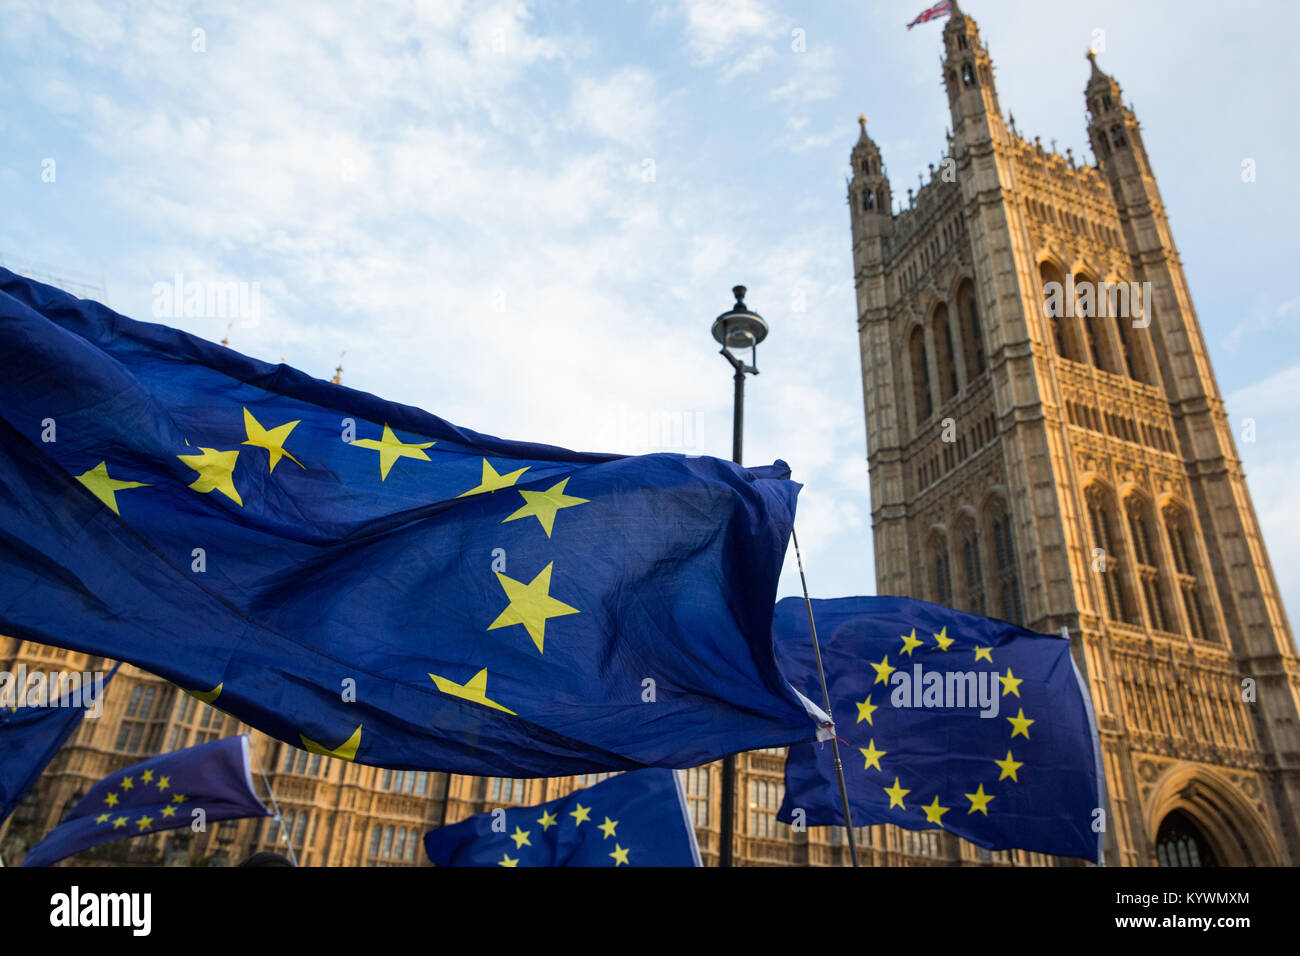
[791,526,860,867]
[251,745,299,867]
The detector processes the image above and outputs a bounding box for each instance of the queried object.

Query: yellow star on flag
[429,669,516,715]
[95,813,110,824]
[598,817,619,839]
[899,629,923,656]
[156,775,170,791]
[974,645,993,663]
[999,668,1023,697]
[965,783,995,816]
[458,458,529,497]
[570,803,591,825]
[498,853,519,867]
[859,739,886,772]
[105,792,119,807]
[884,777,910,810]
[177,447,243,506]
[112,816,128,829]
[933,626,954,651]
[922,795,950,827]
[609,844,630,866]
[242,407,304,473]
[1008,708,1034,739]
[870,654,896,685]
[74,461,148,515]
[488,562,579,653]
[995,750,1023,782]
[300,725,363,762]
[537,810,558,831]
[120,776,134,791]
[856,695,878,725]
[161,805,177,818]
[136,815,153,831]
[350,424,434,480]
[172,794,188,804]
[510,826,532,849]
[141,770,154,784]
[502,478,588,537]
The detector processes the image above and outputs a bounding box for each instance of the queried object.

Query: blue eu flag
[0,665,117,824]
[0,269,821,775]
[775,596,1104,862]
[425,769,700,866]
[20,735,271,866]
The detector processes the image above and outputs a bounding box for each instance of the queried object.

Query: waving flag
[775,596,1104,862]
[0,665,117,824]
[425,769,700,867]
[907,0,952,29]
[0,268,822,776]
[20,736,270,866]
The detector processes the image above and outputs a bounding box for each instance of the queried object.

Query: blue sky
[1,0,1297,623]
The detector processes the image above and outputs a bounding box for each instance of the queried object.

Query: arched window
[987,500,1023,625]
[962,63,975,87]
[864,190,876,211]
[1079,276,1102,367]
[1086,485,1137,624]
[1110,125,1126,147]
[956,279,985,381]
[1076,272,1122,373]
[1165,505,1213,641]
[930,535,953,606]
[909,326,933,425]
[933,304,958,402]
[1040,261,1082,362]
[1126,496,1171,632]
[1110,285,1153,384]
[959,520,987,616]
[1156,810,1218,867]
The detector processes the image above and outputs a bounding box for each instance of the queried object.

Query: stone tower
[849,2,1300,865]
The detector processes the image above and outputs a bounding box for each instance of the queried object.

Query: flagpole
[791,527,860,867]
[251,744,299,867]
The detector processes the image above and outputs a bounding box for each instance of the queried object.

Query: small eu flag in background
[0,269,823,776]
[20,736,271,867]
[425,769,700,867]
[775,596,1104,862]
[0,665,117,825]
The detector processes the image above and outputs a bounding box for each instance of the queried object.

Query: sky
[1,0,1297,623]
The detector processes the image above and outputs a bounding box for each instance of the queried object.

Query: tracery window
[1165,505,1213,641]
[987,500,1024,625]
[910,326,933,425]
[1086,485,1137,624]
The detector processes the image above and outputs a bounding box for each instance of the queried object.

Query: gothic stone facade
[848,4,1300,865]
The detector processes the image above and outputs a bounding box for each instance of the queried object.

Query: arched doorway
[1155,809,1218,867]
[1144,764,1280,866]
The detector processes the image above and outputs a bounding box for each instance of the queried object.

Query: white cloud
[570,68,660,148]
[679,0,776,64]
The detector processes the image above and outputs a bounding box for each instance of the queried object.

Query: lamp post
[711,284,768,868]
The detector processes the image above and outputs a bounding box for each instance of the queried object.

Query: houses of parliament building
[3,3,1298,867]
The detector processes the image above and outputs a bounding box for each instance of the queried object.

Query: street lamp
[711,285,768,466]
[712,284,768,868]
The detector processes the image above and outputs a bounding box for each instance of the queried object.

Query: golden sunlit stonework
[849,4,1300,866]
